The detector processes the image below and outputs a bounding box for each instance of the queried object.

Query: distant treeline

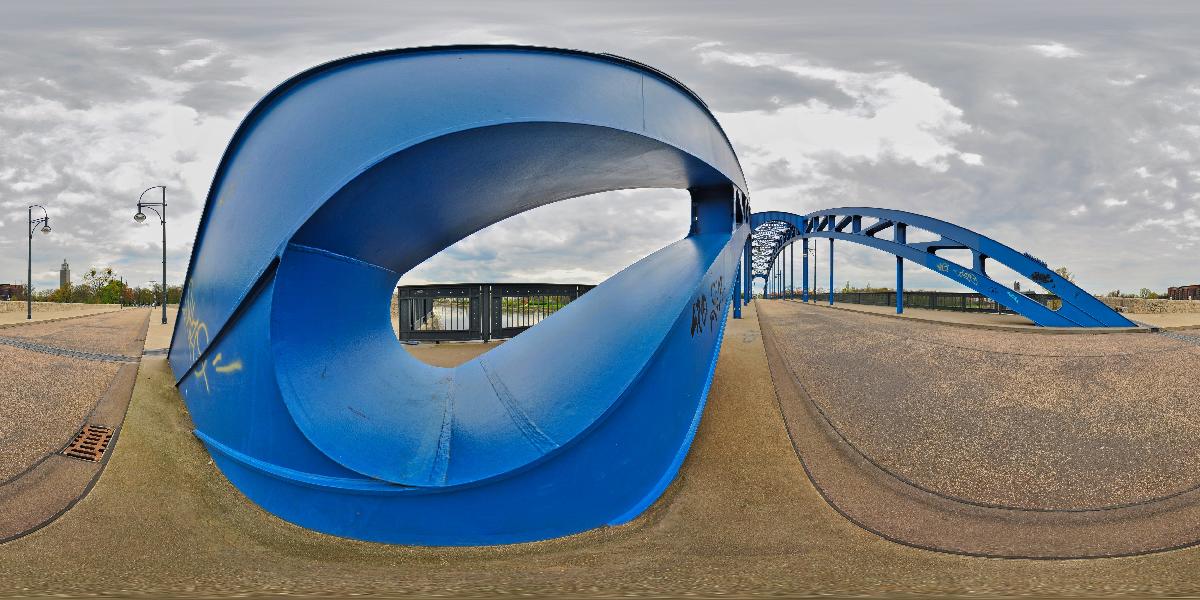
[16,267,183,305]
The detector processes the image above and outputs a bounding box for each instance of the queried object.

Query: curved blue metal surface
[749,208,1135,327]
[169,46,750,545]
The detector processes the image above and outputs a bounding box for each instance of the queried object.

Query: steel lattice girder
[748,208,1134,328]
[169,46,750,546]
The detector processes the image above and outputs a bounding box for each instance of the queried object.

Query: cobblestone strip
[0,336,139,363]
[1161,331,1200,346]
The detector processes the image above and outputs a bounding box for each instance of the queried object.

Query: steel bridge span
[741,208,1134,328]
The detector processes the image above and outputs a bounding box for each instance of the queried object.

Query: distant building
[0,283,24,301]
[59,259,70,291]
[1168,284,1200,301]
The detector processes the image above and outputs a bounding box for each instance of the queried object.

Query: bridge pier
[789,243,794,299]
[828,238,834,306]
[802,238,809,302]
[895,223,906,314]
[743,238,752,305]
[732,268,742,319]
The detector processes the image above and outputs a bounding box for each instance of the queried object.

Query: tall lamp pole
[135,186,168,325]
[26,205,52,320]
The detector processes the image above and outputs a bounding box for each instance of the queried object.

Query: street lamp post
[135,186,168,325]
[26,205,51,320]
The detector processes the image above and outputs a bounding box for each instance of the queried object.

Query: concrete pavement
[759,299,1200,558]
[0,304,120,327]
[0,309,149,543]
[8,302,1200,595]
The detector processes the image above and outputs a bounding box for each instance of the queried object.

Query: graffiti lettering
[691,275,727,338]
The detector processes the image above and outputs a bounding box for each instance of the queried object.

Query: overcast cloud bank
[1,2,1196,294]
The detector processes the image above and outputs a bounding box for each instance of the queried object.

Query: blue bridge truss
[746,208,1135,328]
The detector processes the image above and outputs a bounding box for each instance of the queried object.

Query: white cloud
[1102,198,1128,207]
[1069,204,1088,216]
[699,48,977,209]
[1028,42,1082,59]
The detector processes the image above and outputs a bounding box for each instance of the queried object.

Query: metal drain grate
[61,425,114,462]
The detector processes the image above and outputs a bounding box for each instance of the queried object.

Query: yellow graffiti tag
[212,353,244,374]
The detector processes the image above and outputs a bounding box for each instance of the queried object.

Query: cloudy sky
[2,1,1197,295]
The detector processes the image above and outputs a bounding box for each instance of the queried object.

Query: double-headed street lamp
[27,205,51,320]
[135,185,168,325]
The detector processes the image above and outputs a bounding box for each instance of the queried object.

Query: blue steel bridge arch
[169,46,750,546]
[747,208,1135,328]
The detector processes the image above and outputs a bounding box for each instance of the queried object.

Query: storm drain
[60,425,114,462]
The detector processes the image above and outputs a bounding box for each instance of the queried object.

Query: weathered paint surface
[169,46,749,545]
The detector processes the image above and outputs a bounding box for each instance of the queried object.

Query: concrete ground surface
[402,340,504,367]
[1132,312,1200,329]
[799,297,1200,331]
[794,298,1043,329]
[0,304,120,327]
[142,305,179,354]
[0,309,152,357]
[0,309,149,543]
[0,347,120,480]
[5,302,1200,596]
[763,300,1200,510]
[760,300,1200,558]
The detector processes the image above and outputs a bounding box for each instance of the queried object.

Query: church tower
[59,259,70,291]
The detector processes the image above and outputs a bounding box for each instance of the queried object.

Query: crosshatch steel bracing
[396,283,594,342]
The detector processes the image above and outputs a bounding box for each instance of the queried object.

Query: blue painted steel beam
[895,223,906,314]
[168,46,749,546]
[828,238,834,305]
[749,208,1135,328]
[802,238,809,302]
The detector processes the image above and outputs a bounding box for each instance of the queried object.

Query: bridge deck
[7,303,1200,591]
[759,299,1200,557]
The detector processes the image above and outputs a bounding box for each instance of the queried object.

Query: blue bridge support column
[789,244,794,299]
[732,267,742,319]
[781,247,787,299]
[743,237,752,304]
[895,223,906,314]
[802,238,809,302]
[828,238,834,305]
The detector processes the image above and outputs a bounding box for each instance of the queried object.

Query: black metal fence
[770,290,1060,313]
[396,283,594,342]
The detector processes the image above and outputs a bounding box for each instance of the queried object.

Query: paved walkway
[0,304,120,327]
[1132,312,1200,329]
[759,299,1200,557]
[0,309,149,542]
[8,303,1200,594]
[797,297,1200,331]
[142,306,178,355]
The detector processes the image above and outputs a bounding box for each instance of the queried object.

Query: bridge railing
[769,290,1060,314]
[396,283,594,342]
